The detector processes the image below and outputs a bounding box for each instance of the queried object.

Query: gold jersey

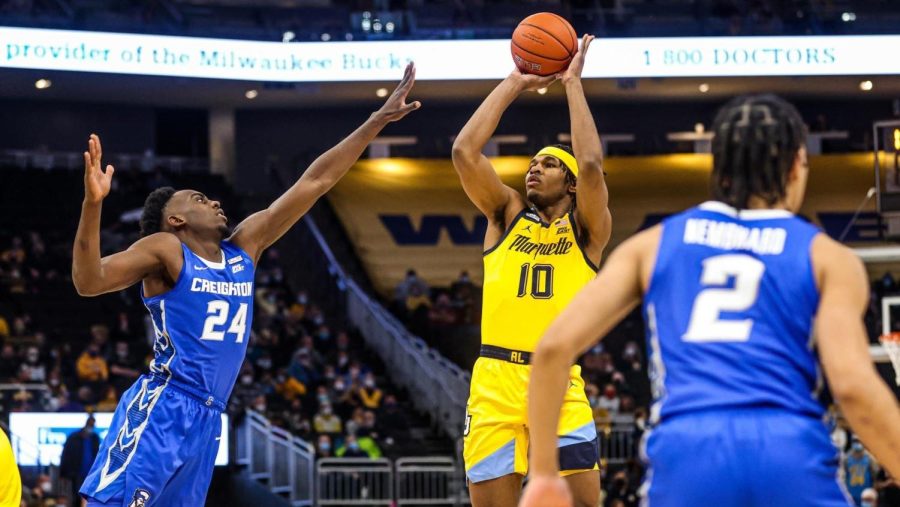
[482,208,597,353]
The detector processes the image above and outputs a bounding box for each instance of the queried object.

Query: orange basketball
[511,12,577,76]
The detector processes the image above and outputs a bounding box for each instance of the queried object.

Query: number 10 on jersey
[517,263,554,299]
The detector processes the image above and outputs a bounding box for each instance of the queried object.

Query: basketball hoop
[880,332,900,386]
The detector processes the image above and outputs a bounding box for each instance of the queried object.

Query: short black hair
[711,94,806,209]
[140,187,176,237]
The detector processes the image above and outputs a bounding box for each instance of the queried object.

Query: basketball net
[880,332,900,386]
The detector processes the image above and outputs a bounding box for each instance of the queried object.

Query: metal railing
[304,217,471,440]
[236,409,315,506]
[396,457,463,506]
[599,427,637,466]
[317,458,393,506]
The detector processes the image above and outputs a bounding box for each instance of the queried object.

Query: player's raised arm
[72,134,176,297]
[451,69,555,222]
[562,34,611,263]
[814,235,900,477]
[520,227,658,507]
[229,63,421,263]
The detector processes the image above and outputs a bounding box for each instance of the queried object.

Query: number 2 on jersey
[683,254,765,342]
[200,301,248,342]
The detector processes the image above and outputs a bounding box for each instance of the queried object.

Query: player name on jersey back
[683,218,786,255]
[190,278,253,296]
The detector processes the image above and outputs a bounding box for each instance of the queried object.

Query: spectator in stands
[77,344,108,385]
[316,385,334,409]
[338,434,369,458]
[356,373,383,410]
[333,377,356,419]
[19,346,47,383]
[88,324,112,359]
[108,341,141,396]
[250,394,268,417]
[315,324,333,349]
[282,398,312,439]
[0,343,16,380]
[395,269,429,307]
[861,488,877,507]
[361,410,379,439]
[289,348,320,393]
[57,388,89,412]
[597,383,621,414]
[604,470,638,507]
[60,415,100,503]
[95,386,119,412]
[316,435,333,458]
[229,366,264,417]
[846,440,876,505]
[378,394,408,442]
[314,403,343,437]
[428,293,458,327]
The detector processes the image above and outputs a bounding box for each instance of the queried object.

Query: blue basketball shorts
[80,374,225,507]
[640,408,852,507]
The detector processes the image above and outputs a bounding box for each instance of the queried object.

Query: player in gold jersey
[451,35,610,507]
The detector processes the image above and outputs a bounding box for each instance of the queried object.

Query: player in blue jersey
[71,64,420,507]
[520,94,900,507]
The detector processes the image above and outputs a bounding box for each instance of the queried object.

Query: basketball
[511,12,577,76]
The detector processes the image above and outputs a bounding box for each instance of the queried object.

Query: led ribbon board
[0,26,896,81]
[9,412,230,466]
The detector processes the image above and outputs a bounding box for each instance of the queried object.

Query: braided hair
[139,187,176,237]
[711,94,806,209]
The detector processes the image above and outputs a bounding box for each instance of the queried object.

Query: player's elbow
[829,370,876,407]
[71,272,98,297]
[533,334,573,367]
[451,140,477,166]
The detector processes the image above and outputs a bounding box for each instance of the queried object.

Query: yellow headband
[535,146,579,178]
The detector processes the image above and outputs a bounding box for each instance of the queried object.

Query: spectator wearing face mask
[76,344,108,401]
[60,416,100,503]
[846,440,876,505]
[314,403,342,437]
[338,434,369,458]
[19,345,46,383]
[250,394,268,415]
[356,373,383,410]
[317,434,333,458]
[860,488,877,507]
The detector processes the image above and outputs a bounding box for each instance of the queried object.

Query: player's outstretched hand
[375,62,421,123]
[518,475,573,507]
[507,68,558,93]
[560,34,594,85]
[83,133,115,204]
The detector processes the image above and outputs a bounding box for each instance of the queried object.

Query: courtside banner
[1,27,898,81]
[329,154,880,295]
[9,412,230,466]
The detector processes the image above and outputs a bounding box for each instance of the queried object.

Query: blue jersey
[644,201,823,422]
[142,240,255,401]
